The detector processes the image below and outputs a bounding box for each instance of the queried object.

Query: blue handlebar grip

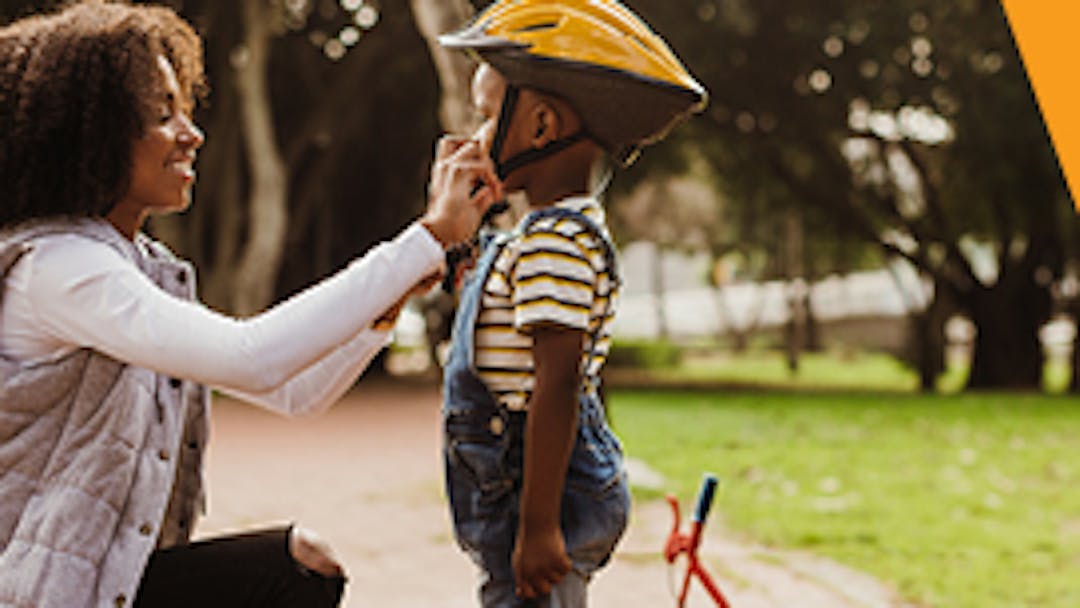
[692,474,719,524]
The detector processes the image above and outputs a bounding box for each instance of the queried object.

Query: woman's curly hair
[0,0,206,228]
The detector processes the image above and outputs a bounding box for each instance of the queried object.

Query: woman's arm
[223,272,440,416]
[5,137,497,409]
[219,327,389,416]
[19,225,438,394]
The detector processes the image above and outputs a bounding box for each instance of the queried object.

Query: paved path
[196,381,908,607]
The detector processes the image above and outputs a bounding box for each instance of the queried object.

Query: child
[438,2,708,606]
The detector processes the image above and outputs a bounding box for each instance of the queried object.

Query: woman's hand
[421,136,503,248]
[512,522,573,599]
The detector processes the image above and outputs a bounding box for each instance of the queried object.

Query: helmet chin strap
[489,84,520,181]
[488,83,590,197]
[448,84,592,295]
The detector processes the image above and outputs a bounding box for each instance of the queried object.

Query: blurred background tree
[167,0,439,317]
[1,0,440,316]
[1,0,1075,390]
[627,0,1076,390]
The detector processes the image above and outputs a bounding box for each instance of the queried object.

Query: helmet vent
[629,34,657,57]
[514,21,560,34]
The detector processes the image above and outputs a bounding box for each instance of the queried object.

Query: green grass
[636,349,1073,394]
[672,351,921,392]
[611,390,1080,608]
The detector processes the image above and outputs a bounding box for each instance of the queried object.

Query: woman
[0,2,500,607]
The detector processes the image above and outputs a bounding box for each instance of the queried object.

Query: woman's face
[110,55,204,234]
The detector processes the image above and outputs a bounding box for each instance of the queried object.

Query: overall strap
[460,229,514,372]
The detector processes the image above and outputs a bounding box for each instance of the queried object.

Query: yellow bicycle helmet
[440,0,709,168]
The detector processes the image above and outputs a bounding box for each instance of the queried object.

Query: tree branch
[282,27,398,173]
[894,139,983,290]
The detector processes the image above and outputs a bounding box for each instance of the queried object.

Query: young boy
[438,2,708,606]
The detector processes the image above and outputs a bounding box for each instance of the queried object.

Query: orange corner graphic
[1002,0,1080,210]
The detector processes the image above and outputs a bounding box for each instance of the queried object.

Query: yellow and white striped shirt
[474,197,619,410]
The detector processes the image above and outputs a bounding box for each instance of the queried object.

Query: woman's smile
[167,152,196,183]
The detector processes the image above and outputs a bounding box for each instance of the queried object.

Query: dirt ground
[195,381,908,608]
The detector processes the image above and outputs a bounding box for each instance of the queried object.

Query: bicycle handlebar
[692,473,718,524]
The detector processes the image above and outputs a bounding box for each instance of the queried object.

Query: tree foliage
[4,0,1075,389]
[162,0,439,314]
[628,0,1075,389]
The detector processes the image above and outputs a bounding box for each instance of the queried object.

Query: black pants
[134,527,345,608]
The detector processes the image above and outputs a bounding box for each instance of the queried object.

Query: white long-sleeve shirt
[0,222,444,416]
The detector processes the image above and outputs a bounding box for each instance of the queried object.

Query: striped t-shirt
[474,197,619,411]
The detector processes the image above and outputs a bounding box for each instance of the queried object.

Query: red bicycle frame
[663,474,732,608]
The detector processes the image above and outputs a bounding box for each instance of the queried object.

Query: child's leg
[480,570,586,608]
[479,571,520,607]
[544,570,588,608]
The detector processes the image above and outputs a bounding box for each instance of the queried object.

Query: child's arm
[512,324,584,599]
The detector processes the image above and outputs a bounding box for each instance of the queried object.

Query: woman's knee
[289,526,345,578]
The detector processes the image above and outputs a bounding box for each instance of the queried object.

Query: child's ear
[529,103,561,149]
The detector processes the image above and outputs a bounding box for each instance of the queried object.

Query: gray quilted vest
[0,218,209,608]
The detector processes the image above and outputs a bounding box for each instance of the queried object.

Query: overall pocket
[564,422,624,498]
[444,412,516,558]
[560,422,630,572]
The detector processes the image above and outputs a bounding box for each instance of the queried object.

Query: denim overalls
[442,207,631,608]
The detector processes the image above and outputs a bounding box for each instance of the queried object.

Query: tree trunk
[966,281,1049,389]
[143,1,247,313]
[710,283,744,351]
[1072,349,1079,392]
[231,0,288,316]
[282,12,409,271]
[186,83,243,311]
[911,288,949,392]
[203,123,243,311]
[652,242,669,340]
[409,0,477,134]
[410,0,478,370]
[1072,308,1080,392]
[804,285,822,352]
[783,209,806,374]
[1067,317,1075,393]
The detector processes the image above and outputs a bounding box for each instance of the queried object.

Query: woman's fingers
[449,159,501,199]
[435,134,471,162]
[429,135,472,194]
[422,135,505,246]
[445,141,501,196]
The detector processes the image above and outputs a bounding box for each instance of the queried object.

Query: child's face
[470,63,538,192]
[470,63,591,198]
[470,63,505,162]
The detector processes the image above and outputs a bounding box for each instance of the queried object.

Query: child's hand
[512,523,572,599]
